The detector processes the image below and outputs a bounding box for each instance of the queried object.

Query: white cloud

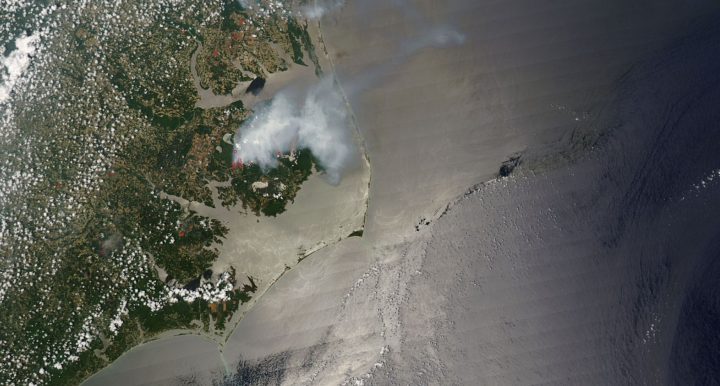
[0,32,40,104]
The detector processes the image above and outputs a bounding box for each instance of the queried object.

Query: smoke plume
[301,0,346,20]
[233,77,353,184]
[232,1,465,185]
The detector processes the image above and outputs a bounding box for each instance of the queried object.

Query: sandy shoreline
[84,0,720,384]
[83,334,224,386]
[212,0,720,384]
[84,9,371,385]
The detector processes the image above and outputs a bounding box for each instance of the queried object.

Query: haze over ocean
[217,1,720,384]
[78,0,720,384]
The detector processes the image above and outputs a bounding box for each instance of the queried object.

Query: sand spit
[84,0,720,384]
[215,0,720,384]
[182,27,371,319]
[84,16,370,385]
[82,334,224,386]
[175,21,372,339]
[208,161,368,304]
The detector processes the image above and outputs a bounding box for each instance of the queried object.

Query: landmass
[0,1,325,385]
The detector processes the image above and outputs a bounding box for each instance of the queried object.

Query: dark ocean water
[648,23,720,386]
[605,18,720,385]
[215,8,720,385]
[372,11,720,385]
[512,15,720,384]
[525,14,720,384]
[214,12,720,386]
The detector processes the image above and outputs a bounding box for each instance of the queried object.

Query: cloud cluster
[233,77,353,184]
[0,32,40,104]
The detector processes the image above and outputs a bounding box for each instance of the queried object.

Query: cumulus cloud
[0,32,40,104]
[233,76,353,184]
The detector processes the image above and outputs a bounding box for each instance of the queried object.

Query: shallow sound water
[82,1,720,384]
[218,6,720,385]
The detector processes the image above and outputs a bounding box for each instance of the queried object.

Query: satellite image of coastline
[2,0,720,385]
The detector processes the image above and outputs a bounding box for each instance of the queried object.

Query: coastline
[82,10,371,385]
[204,0,720,384]
[83,0,720,384]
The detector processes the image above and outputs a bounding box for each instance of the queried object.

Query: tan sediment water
[84,0,719,384]
[83,9,370,385]
[217,0,719,384]
[191,40,318,111]
[185,29,370,315]
[82,334,224,386]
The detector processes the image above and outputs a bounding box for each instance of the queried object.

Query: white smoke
[344,25,466,96]
[402,25,466,54]
[301,0,346,20]
[233,2,466,185]
[0,32,40,104]
[233,77,353,184]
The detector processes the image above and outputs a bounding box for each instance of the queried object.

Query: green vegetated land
[0,1,319,385]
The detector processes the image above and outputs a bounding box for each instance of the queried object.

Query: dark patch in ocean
[215,328,334,385]
[215,352,291,386]
[205,9,720,386]
[406,10,720,384]
[498,155,522,178]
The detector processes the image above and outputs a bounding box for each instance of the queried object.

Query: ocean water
[595,16,720,384]
[6,1,720,384]
[386,13,720,385]
[214,11,720,385]
[201,5,720,385]
[642,21,720,386]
